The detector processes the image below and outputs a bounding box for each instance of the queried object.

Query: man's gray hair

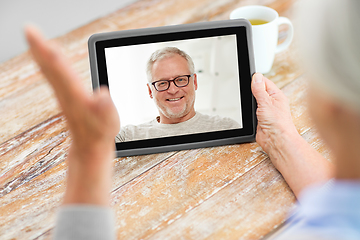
[146,47,195,82]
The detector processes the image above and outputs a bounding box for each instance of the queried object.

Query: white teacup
[230,5,293,74]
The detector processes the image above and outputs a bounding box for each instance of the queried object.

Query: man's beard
[156,94,195,121]
[159,102,188,119]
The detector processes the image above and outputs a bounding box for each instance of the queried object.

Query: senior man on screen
[116,47,241,142]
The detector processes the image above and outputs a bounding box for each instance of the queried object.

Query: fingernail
[255,73,263,83]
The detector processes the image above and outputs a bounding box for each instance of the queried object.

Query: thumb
[251,73,268,102]
[93,86,118,116]
[94,86,113,107]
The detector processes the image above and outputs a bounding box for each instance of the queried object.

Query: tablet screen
[90,20,256,156]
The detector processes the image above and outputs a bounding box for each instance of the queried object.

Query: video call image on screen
[104,34,243,142]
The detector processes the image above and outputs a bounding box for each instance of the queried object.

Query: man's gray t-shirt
[116,112,241,142]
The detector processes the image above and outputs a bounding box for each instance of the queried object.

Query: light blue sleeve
[272,179,360,240]
[53,205,116,240]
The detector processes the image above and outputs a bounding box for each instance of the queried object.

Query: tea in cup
[230,5,293,73]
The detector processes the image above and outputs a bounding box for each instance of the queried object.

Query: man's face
[147,54,198,123]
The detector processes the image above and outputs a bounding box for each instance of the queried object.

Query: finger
[251,73,268,102]
[93,86,121,135]
[92,86,116,114]
[263,77,282,97]
[25,25,89,110]
[252,73,285,102]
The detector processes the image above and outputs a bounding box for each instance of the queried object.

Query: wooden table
[0,0,332,239]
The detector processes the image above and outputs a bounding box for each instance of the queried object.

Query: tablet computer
[88,19,256,157]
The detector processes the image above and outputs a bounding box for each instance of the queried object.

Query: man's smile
[166,96,184,102]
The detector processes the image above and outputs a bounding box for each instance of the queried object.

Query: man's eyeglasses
[151,74,194,92]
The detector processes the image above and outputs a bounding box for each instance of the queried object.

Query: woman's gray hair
[298,0,360,112]
[146,47,195,82]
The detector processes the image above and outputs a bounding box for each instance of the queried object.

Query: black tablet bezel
[88,19,256,157]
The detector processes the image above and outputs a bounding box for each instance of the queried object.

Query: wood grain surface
[0,0,331,239]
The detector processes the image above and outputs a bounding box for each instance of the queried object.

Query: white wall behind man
[0,0,139,64]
